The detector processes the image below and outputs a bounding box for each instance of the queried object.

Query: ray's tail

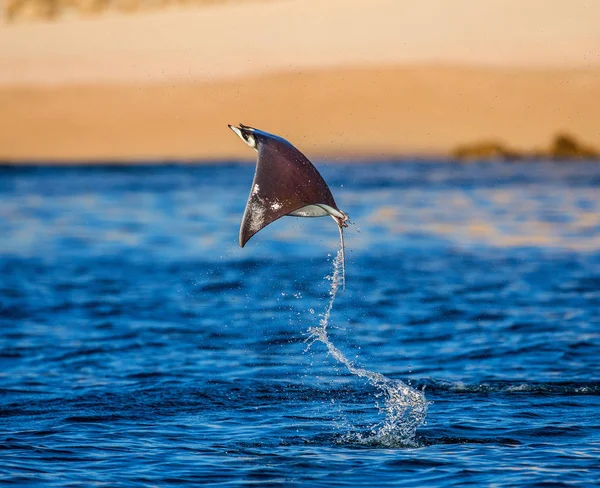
[331,212,348,292]
[338,224,346,291]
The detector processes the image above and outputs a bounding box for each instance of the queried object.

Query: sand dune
[2,65,599,162]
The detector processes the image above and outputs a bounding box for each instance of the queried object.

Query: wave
[415,379,600,395]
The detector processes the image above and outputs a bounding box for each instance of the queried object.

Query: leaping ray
[229,123,349,288]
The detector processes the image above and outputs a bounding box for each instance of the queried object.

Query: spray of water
[305,249,428,446]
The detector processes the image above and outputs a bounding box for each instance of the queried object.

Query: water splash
[306,249,428,447]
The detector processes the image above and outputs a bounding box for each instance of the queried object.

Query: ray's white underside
[289,204,345,219]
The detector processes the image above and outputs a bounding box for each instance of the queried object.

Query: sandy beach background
[1,0,599,162]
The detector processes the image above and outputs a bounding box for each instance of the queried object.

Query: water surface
[1,161,599,486]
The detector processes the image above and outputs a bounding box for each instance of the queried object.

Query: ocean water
[1,161,599,486]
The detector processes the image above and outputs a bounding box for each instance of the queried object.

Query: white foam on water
[305,249,428,447]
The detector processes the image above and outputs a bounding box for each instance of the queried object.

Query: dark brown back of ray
[239,134,341,247]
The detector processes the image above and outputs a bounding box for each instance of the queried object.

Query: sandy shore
[1,0,599,162]
[2,65,599,162]
[3,0,600,86]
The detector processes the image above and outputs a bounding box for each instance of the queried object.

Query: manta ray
[229,123,349,288]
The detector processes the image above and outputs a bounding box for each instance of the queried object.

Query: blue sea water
[0,161,599,486]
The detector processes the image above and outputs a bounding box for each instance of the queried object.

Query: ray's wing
[239,139,338,247]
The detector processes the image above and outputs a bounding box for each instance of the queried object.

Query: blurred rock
[453,133,599,161]
[452,141,518,161]
[547,132,598,159]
